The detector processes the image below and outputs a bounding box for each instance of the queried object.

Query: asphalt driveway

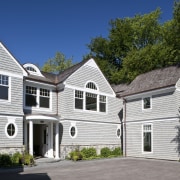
[1,157,180,180]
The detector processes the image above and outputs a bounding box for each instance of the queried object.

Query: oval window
[7,123,15,136]
[117,128,120,138]
[70,126,76,137]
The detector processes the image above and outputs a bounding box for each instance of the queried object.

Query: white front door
[42,125,48,157]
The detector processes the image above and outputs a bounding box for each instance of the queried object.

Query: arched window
[26,66,36,72]
[86,82,97,90]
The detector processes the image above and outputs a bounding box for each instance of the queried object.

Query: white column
[24,120,27,150]
[55,122,60,159]
[48,122,54,158]
[29,120,33,156]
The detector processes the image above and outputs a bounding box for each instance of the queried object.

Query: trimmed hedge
[69,147,122,161]
[0,152,34,167]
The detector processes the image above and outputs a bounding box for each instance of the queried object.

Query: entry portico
[24,115,60,159]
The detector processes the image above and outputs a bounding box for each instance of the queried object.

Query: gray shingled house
[0,42,121,159]
[113,66,180,160]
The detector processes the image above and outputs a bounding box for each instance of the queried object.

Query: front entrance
[24,115,60,159]
[42,125,48,157]
[33,124,49,157]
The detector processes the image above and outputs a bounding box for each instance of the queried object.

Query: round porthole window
[69,126,77,138]
[117,128,121,138]
[5,123,17,138]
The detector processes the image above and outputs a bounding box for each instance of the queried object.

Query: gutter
[123,98,127,157]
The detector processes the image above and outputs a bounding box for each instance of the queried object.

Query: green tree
[42,52,73,73]
[86,2,180,84]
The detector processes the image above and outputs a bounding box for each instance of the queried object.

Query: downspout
[123,98,127,157]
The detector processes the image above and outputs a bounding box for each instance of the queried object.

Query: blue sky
[0,0,175,68]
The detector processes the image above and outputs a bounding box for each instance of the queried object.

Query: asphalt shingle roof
[25,59,88,84]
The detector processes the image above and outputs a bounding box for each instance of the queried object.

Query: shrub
[69,149,83,161]
[0,154,12,167]
[23,153,34,165]
[111,147,122,156]
[81,147,97,159]
[11,152,22,165]
[100,147,111,158]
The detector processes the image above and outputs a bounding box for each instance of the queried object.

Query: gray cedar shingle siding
[114,66,180,97]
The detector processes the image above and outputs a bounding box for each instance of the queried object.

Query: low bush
[69,149,83,161]
[11,152,22,165]
[0,152,34,167]
[0,154,12,167]
[100,147,111,158]
[111,147,122,156]
[81,147,97,159]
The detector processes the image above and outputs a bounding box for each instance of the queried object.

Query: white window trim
[74,89,108,114]
[142,123,153,154]
[142,96,152,111]
[0,75,11,103]
[24,84,52,111]
[85,80,99,91]
[69,124,78,139]
[5,122,18,139]
[73,81,107,114]
[116,126,121,139]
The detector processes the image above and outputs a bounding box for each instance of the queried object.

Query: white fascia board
[0,70,23,79]
[25,79,56,87]
[0,42,28,76]
[64,58,116,97]
[64,83,115,97]
[85,58,116,96]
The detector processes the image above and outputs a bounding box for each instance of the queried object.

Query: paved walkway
[1,157,180,180]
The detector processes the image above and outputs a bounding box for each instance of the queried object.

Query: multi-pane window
[26,66,36,72]
[40,88,50,108]
[75,90,83,109]
[0,74,9,100]
[143,97,151,109]
[86,82,97,90]
[25,86,37,107]
[25,86,50,108]
[7,123,15,137]
[143,124,152,152]
[74,82,106,113]
[99,95,106,112]
[86,92,97,111]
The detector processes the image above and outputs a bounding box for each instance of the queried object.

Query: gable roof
[0,42,28,76]
[115,65,180,97]
[25,59,89,84]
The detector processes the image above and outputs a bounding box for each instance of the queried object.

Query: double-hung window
[74,82,107,113]
[25,86,37,107]
[25,86,50,109]
[143,97,151,109]
[86,92,97,111]
[75,90,83,109]
[40,88,50,108]
[143,124,152,152]
[0,74,9,100]
[99,95,106,112]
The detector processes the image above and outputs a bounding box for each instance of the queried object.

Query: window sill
[142,151,153,154]
[24,106,52,112]
[74,108,107,115]
[142,108,152,112]
[0,99,11,104]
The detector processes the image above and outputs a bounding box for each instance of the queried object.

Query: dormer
[23,63,44,77]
